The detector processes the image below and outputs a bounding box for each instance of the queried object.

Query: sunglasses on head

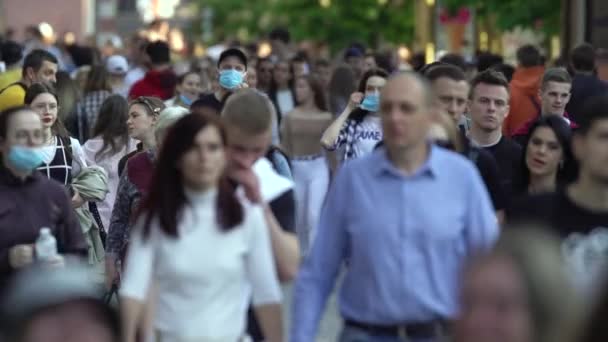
[134,97,161,115]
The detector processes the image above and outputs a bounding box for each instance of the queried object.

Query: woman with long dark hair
[321,68,388,164]
[74,65,112,142]
[119,113,283,342]
[514,115,576,196]
[280,75,332,253]
[268,59,295,123]
[83,95,137,229]
[327,64,357,115]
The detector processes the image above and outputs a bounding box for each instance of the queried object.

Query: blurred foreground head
[1,259,120,342]
[453,227,581,342]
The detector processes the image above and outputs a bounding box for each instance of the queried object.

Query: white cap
[105,55,128,75]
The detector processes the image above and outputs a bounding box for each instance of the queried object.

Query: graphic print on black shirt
[508,190,608,294]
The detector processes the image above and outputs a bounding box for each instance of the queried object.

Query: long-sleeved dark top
[0,164,86,290]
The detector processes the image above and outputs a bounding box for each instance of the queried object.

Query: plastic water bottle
[35,228,57,261]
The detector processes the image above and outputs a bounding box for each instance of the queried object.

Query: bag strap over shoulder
[0,82,26,95]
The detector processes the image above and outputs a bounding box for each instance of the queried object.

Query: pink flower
[439,6,471,25]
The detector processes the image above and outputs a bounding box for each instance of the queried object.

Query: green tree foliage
[443,0,560,35]
[193,0,415,51]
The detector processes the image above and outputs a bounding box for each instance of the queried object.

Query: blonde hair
[221,89,275,135]
[154,106,189,143]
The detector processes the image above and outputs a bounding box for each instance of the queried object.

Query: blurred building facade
[0,0,95,42]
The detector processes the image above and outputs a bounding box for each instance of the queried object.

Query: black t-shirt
[508,189,608,237]
[195,93,224,113]
[480,136,523,203]
[466,144,507,211]
[508,189,608,291]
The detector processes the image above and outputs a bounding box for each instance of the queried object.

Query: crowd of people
[0,23,606,342]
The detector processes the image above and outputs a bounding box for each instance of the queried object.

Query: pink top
[83,137,137,230]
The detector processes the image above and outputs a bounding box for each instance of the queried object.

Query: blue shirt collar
[374,144,439,179]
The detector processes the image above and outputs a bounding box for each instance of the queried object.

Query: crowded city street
[0,0,606,341]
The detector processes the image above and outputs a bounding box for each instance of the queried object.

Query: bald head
[380,72,435,152]
[381,72,436,108]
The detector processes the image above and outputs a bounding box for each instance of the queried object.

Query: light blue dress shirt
[291,146,499,341]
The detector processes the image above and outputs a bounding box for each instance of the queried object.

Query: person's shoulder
[346,148,383,169]
[126,151,152,167]
[434,146,475,170]
[0,82,25,101]
[68,137,83,149]
[501,136,523,151]
[198,93,218,102]
[507,191,560,223]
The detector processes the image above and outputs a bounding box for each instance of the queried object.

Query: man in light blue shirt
[291,72,499,342]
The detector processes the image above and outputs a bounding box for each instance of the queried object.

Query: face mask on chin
[179,94,193,106]
[360,93,380,112]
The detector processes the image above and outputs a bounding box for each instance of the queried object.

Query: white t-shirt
[120,190,281,341]
[352,115,383,159]
[276,90,294,117]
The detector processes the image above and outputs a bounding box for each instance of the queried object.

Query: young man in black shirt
[221,88,300,341]
[195,48,249,113]
[509,95,608,294]
[468,70,523,203]
[425,64,507,220]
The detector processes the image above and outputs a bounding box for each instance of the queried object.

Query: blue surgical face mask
[360,93,379,112]
[179,94,193,106]
[7,145,44,173]
[219,69,244,90]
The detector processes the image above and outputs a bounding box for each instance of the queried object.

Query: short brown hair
[541,68,572,90]
[470,69,510,99]
[221,89,274,134]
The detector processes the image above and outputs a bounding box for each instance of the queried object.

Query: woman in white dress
[119,112,283,342]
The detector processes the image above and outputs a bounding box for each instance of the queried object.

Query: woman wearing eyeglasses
[24,83,88,205]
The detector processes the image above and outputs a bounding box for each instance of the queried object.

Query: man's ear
[571,133,584,162]
[24,67,34,82]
